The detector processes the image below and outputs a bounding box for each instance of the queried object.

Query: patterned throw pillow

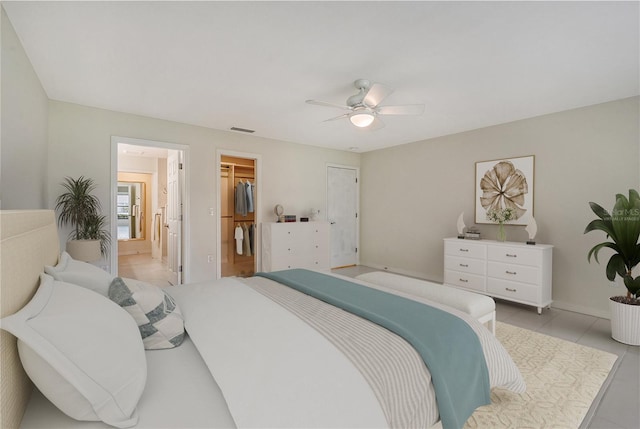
[109,277,185,350]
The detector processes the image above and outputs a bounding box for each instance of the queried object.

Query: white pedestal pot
[610,298,640,346]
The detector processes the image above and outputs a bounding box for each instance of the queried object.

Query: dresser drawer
[444,238,552,313]
[488,261,539,285]
[487,278,539,303]
[445,240,486,259]
[262,222,330,272]
[445,256,486,275]
[444,270,486,292]
[487,245,541,266]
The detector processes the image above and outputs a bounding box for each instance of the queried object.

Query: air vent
[230,127,255,134]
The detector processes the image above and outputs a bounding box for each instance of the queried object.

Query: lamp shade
[66,240,101,262]
[349,112,375,127]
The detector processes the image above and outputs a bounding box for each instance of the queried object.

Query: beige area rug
[465,322,619,429]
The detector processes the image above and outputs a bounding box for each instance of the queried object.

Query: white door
[167,150,183,284]
[327,166,359,268]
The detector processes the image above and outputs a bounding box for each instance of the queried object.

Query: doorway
[216,150,261,278]
[327,164,359,268]
[117,172,152,251]
[111,136,189,285]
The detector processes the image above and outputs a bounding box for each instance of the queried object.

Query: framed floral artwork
[475,155,534,225]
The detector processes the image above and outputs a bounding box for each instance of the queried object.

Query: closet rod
[221,162,254,168]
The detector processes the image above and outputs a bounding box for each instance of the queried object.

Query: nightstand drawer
[445,256,486,275]
[488,261,539,285]
[444,270,486,292]
[445,240,486,259]
[487,278,538,303]
[488,245,541,266]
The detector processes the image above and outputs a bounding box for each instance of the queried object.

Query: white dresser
[261,222,330,272]
[443,238,553,313]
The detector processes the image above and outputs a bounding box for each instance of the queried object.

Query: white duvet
[168,277,388,428]
[168,274,525,429]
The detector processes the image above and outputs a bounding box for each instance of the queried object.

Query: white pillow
[109,277,185,350]
[45,251,114,296]
[0,274,146,428]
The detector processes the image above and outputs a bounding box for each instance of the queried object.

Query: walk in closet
[220,155,256,277]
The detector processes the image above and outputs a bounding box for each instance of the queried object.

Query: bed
[0,210,525,429]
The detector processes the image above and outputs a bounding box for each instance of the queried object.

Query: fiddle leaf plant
[55,176,111,256]
[584,189,640,302]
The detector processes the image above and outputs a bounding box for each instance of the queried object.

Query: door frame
[326,163,360,268]
[216,149,262,278]
[110,136,190,281]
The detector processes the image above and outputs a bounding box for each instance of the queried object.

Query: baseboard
[551,299,611,320]
[361,262,443,284]
[118,250,153,256]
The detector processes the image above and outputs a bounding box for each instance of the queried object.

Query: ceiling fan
[306,79,425,129]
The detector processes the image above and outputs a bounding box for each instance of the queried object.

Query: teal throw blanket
[256,269,490,429]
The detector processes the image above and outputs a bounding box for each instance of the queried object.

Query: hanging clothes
[242,223,251,256]
[234,224,244,255]
[235,181,247,216]
[250,223,256,255]
[245,181,254,213]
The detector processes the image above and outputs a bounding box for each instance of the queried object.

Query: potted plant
[55,176,111,260]
[584,189,640,345]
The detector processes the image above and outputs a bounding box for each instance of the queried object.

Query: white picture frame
[475,155,534,225]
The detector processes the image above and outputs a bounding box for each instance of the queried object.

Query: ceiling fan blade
[370,116,385,130]
[306,100,351,110]
[363,83,393,107]
[323,113,350,122]
[376,104,425,115]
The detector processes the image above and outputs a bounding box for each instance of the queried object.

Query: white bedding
[168,277,389,429]
[20,336,236,429]
[167,273,525,429]
[20,272,524,429]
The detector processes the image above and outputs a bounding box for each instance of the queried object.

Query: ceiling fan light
[349,112,375,128]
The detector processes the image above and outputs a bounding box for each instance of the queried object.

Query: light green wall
[1,6,49,209]
[360,97,640,318]
[47,101,360,282]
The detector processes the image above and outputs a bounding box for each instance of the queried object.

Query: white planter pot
[66,239,101,262]
[610,298,640,346]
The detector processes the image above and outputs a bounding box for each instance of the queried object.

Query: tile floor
[118,253,176,287]
[333,265,640,429]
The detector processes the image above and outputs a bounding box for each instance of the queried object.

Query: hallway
[118,253,175,288]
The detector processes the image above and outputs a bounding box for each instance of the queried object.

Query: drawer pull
[506,253,517,258]
[459,263,469,268]
[459,278,468,283]
[505,270,517,275]
[460,248,469,252]
[505,287,517,292]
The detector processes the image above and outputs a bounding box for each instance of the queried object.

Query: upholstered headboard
[0,210,60,429]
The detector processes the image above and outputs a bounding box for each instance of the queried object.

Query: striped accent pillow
[109,277,185,349]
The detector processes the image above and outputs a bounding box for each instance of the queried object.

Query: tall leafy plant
[55,176,111,256]
[584,189,640,302]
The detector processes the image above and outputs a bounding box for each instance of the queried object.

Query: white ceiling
[4,1,639,153]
